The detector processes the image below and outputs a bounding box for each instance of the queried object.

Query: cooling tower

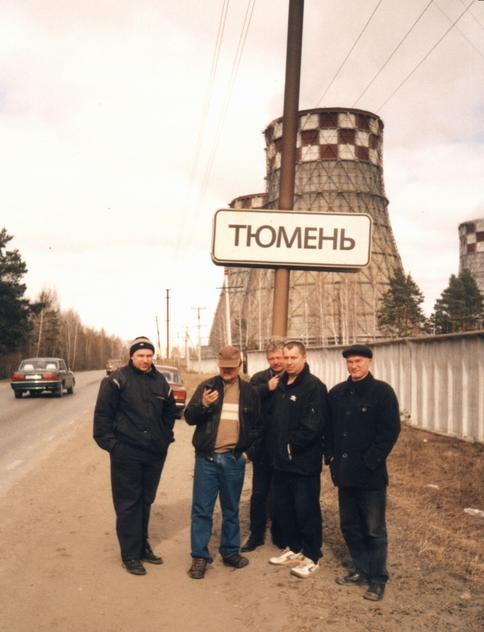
[459,218,484,292]
[209,108,403,351]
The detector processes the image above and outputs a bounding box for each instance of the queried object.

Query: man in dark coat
[328,344,400,601]
[242,339,285,552]
[185,345,262,580]
[93,336,177,576]
[267,341,329,579]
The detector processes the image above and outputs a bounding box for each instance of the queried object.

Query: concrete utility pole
[192,306,206,373]
[166,289,170,360]
[272,0,304,338]
[155,315,162,358]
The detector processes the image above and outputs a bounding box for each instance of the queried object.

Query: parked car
[10,357,75,399]
[105,358,123,375]
[155,365,187,419]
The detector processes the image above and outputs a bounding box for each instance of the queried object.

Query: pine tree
[432,270,483,333]
[377,269,427,338]
[0,228,38,353]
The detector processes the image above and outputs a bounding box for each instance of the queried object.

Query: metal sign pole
[272,0,304,338]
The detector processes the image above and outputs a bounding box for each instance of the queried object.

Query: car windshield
[19,359,58,371]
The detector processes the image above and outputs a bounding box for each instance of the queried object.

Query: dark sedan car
[155,365,187,418]
[10,357,75,398]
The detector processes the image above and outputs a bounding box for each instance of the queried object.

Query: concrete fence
[247,331,484,443]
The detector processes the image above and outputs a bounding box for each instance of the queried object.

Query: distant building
[459,218,484,293]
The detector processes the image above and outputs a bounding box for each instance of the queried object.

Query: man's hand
[202,388,219,408]
[267,375,281,391]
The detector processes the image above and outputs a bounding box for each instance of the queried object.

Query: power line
[174,0,230,257]
[377,0,477,111]
[315,0,384,106]
[199,0,256,203]
[435,0,484,59]
[352,0,435,107]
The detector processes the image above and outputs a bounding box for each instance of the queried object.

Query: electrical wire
[173,0,230,257]
[352,0,435,107]
[315,0,384,106]
[435,0,484,59]
[377,0,476,111]
[199,0,256,203]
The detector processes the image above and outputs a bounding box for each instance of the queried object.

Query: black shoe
[241,536,264,552]
[363,583,385,601]
[336,571,367,586]
[188,557,208,579]
[222,554,249,569]
[142,542,163,565]
[123,559,146,576]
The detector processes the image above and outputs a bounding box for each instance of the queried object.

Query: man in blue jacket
[93,336,177,576]
[328,344,400,601]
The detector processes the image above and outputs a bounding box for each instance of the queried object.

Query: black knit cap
[129,336,155,356]
[342,344,373,359]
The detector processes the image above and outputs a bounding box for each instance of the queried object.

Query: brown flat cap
[218,345,241,367]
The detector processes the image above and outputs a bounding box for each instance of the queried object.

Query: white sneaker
[269,547,304,566]
[290,556,320,578]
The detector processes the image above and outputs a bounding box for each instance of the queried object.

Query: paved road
[0,370,104,494]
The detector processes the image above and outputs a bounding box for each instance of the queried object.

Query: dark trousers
[110,447,167,561]
[249,460,283,545]
[272,470,323,563]
[338,486,389,585]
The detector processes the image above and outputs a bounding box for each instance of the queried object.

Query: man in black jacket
[328,344,400,601]
[267,341,329,579]
[93,336,177,576]
[241,339,285,552]
[185,345,262,580]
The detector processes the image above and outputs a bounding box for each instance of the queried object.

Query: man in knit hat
[93,336,177,576]
[185,345,262,579]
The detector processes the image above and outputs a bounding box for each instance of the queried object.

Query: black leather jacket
[93,362,177,456]
[184,375,262,458]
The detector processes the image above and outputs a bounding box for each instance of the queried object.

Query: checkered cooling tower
[209,108,404,351]
[459,219,484,293]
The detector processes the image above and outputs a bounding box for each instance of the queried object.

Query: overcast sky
[2,0,483,351]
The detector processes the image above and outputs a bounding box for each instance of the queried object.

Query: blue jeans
[338,487,389,584]
[191,453,246,561]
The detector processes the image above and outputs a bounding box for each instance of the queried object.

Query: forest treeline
[0,228,126,378]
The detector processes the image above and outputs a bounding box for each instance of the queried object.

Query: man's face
[267,350,285,374]
[219,364,240,383]
[283,346,306,377]
[346,355,372,381]
[131,349,154,373]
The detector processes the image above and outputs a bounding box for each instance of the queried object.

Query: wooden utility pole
[271,0,304,338]
[166,289,170,360]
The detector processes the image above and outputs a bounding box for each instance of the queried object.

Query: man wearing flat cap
[327,344,400,601]
[93,336,177,575]
[185,345,262,579]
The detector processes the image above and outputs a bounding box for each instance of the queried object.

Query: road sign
[211,208,372,271]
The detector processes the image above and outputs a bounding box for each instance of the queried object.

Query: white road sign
[211,209,372,270]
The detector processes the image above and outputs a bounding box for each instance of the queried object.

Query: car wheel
[56,383,64,398]
[14,391,22,399]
